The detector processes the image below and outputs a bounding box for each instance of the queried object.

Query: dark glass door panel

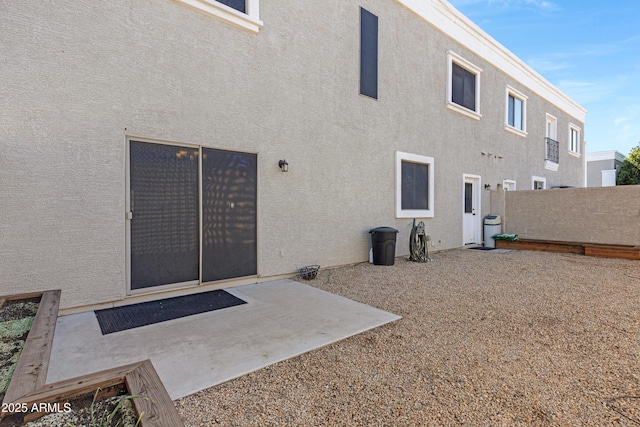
[129,141,200,289]
[202,148,257,282]
[464,182,473,213]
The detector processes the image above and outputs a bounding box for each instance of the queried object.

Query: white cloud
[555,79,615,104]
[522,0,559,11]
[526,57,572,74]
[585,103,640,153]
[449,0,560,11]
[613,105,640,142]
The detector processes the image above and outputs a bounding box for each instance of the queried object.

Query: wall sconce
[278,159,289,172]
[484,184,492,190]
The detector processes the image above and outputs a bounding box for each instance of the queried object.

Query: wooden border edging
[2,289,184,425]
[125,360,185,425]
[2,289,61,404]
[496,239,640,260]
[584,244,640,260]
[12,360,184,426]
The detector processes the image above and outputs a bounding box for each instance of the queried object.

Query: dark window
[508,95,523,129]
[217,0,245,13]
[452,63,476,111]
[401,161,429,210]
[464,182,473,213]
[360,8,378,99]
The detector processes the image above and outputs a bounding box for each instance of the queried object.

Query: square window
[503,179,517,191]
[447,51,482,120]
[396,152,434,218]
[532,176,546,190]
[402,162,429,210]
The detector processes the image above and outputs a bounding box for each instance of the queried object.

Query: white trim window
[569,123,581,156]
[447,51,482,120]
[504,85,527,137]
[544,113,559,171]
[502,179,517,191]
[176,0,263,33]
[396,151,434,218]
[532,176,546,190]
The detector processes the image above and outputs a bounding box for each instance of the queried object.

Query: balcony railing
[546,137,559,164]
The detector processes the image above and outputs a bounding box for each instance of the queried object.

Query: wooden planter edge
[496,239,640,260]
[11,360,184,426]
[2,289,61,404]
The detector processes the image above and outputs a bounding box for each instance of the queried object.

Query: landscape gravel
[176,248,640,426]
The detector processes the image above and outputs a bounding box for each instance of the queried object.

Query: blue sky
[448,0,640,156]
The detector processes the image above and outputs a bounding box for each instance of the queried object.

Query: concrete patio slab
[46,279,401,399]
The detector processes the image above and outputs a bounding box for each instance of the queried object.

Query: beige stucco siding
[1,0,585,310]
[502,187,640,246]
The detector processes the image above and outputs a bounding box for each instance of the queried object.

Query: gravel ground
[175,249,640,426]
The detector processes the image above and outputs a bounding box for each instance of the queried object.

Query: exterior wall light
[484,184,491,190]
[278,159,289,172]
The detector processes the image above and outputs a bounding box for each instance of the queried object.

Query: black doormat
[468,247,495,251]
[95,290,247,335]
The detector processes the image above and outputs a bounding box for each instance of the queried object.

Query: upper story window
[218,0,245,13]
[447,51,482,120]
[532,176,546,190]
[505,85,527,137]
[176,0,263,33]
[569,124,581,156]
[396,152,435,218]
[360,7,378,99]
[545,114,559,171]
[502,179,517,191]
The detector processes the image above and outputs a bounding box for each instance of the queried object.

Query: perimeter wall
[491,186,640,246]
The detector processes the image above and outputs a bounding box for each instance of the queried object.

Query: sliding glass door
[202,148,257,282]
[128,141,256,291]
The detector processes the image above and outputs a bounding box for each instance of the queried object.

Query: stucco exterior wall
[1,0,586,310]
[503,186,640,246]
[587,159,615,187]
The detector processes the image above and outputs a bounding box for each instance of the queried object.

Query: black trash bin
[369,227,399,265]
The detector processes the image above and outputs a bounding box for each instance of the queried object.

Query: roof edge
[586,151,627,162]
[395,0,587,123]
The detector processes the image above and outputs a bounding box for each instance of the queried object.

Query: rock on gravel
[175,249,640,426]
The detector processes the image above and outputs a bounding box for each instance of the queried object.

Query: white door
[463,175,481,245]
